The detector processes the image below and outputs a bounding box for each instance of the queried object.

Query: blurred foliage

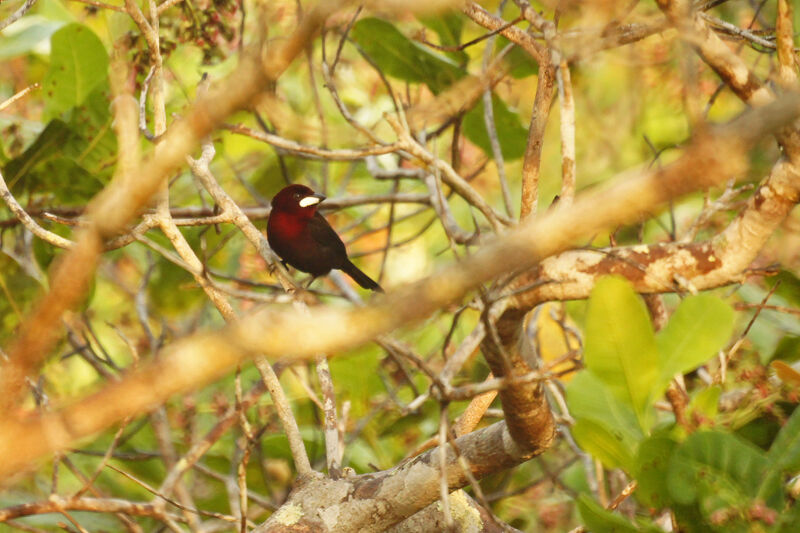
[569,278,800,531]
[0,0,799,531]
[352,17,464,93]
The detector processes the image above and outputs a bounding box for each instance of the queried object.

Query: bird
[267,184,383,292]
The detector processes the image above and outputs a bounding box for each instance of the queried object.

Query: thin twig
[254,357,313,476]
[0,83,40,112]
[0,170,73,249]
[157,0,184,15]
[438,405,453,528]
[482,32,514,217]
[0,0,38,31]
[225,124,398,160]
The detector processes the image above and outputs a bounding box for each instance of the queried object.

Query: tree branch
[1,94,798,479]
[0,0,341,412]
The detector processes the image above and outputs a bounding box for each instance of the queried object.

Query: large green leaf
[572,419,636,472]
[667,431,783,512]
[567,371,643,470]
[657,293,734,382]
[351,18,463,94]
[4,85,116,203]
[635,435,677,509]
[584,276,660,432]
[417,11,468,65]
[3,119,74,190]
[36,158,104,203]
[62,85,117,178]
[42,23,109,117]
[766,406,800,474]
[351,17,527,162]
[461,93,528,161]
[771,336,800,363]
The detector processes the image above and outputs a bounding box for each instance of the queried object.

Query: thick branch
[520,62,556,218]
[655,0,800,158]
[480,303,555,450]
[509,158,800,310]
[254,421,536,532]
[0,95,798,479]
[388,490,518,533]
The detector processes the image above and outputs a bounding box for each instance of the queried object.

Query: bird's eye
[293,193,300,200]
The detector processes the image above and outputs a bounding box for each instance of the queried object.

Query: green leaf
[795,1,800,47]
[635,435,677,508]
[36,0,78,22]
[344,438,382,473]
[4,84,116,203]
[765,269,800,309]
[738,284,800,361]
[686,386,721,425]
[0,255,44,345]
[572,419,636,471]
[42,23,109,118]
[0,17,64,60]
[3,119,74,190]
[417,11,468,65]
[577,494,641,532]
[657,294,734,382]
[461,93,528,160]
[771,336,800,363]
[736,416,782,451]
[496,36,539,78]
[37,158,104,203]
[585,276,660,432]
[767,406,800,473]
[667,431,782,512]
[567,371,643,470]
[149,239,207,316]
[62,85,117,178]
[5,84,117,204]
[775,500,800,533]
[560,461,591,495]
[351,18,464,93]
[33,234,59,271]
[670,503,712,533]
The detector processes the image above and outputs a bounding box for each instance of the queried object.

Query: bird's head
[271,184,326,218]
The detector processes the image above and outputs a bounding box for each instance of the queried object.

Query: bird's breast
[268,212,306,239]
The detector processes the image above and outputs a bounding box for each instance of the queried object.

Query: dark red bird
[267,184,383,292]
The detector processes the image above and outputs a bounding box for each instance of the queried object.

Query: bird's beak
[299,193,326,208]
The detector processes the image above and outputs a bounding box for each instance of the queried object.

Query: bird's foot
[268,260,289,276]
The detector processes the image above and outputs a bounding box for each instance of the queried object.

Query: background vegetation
[0,0,799,531]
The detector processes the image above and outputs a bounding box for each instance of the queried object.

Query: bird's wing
[308,213,348,261]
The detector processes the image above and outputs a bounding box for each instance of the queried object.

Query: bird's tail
[341,260,383,292]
